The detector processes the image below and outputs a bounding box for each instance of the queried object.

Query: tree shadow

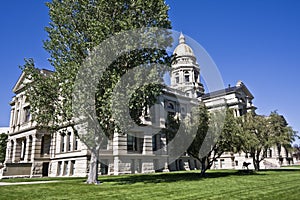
[259,168,300,172]
[100,170,265,185]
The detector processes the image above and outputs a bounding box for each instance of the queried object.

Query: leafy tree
[187,106,241,176]
[23,0,171,184]
[238,113,270,170]
[293,144,300,161]
[238,111,297,170]
[0,133,8,163]
[268,111,297,160]
[186,103,209,176]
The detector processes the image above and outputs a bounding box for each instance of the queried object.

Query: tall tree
[293,144,300,161]
[238,111,297,170]
[268,111,297,160]
[239,113,270,171]
[23,0,171,184]
[187,106,241,176]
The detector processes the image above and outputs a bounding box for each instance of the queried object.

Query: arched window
[184,71,190,82]
[175,73,179,83]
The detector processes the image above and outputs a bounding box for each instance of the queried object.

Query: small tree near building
[238,111,297,170]
[0,133,8,164]
[187,106,241,176]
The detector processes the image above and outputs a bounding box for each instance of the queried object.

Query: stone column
[9,109,14,127]
[21,139,26,160]
[31,135,37,161]
[24,136,30,162]
[56,133,61,153]
[66,133,70,152]
[70,132,74,151]
[50,133,56,157]
[12,139,17,163]
[63,134,67,152]
[5,140,12,163]
[17,99,22,126]
[113,132,127,175]
[19,96,24,124]
[159,97,166,128]
[142,133,153,155]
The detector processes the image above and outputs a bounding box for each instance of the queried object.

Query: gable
[238,85,254,99]
[12,72,31,93]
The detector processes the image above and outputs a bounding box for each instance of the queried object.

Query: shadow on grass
[259,168,300,172]
[101,170,264,185]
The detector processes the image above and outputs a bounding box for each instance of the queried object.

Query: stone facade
[1,34,295,179]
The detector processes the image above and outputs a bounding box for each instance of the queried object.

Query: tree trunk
[256,161,260,171]
[86,150,100,184]
[252,156,257,171]
[252,155,260,171]
[200,157,207,177]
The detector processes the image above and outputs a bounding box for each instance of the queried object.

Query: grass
[1,169,300,200]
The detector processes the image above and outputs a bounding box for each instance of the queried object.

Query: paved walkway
[0,181,59,186]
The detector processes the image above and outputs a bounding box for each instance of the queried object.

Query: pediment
[12,72,31,93]
[237,84,254,99]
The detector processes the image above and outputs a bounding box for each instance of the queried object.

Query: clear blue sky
[0,1,299,142]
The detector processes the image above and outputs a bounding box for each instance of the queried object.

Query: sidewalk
[0,181,59,186]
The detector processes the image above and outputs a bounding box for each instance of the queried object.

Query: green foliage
[186,105,242,176]
[0,133,8,163]
[22,0,172,183]
[237,111,297,170]
[187,103,209,160]
[238,113,270,170]
[268,111,297,154]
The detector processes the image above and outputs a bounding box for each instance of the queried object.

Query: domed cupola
[173,33,196,59]
[170,33,204,98]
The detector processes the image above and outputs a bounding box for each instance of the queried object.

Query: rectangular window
[175,76,179,83]
[152,135,157,151]
[23,106,31,123]
[74,139,78,151]
[67,132,71,152]
[100,160,108,175]
[61,134,65,153]
[214,161,219,169]
[185,75,189,82]
[15,110,19,125]
[57,161,62,176]
[152,134,161,152]
[64,161,68,176]
[127,134,137,151]
[70,160,75,176]
[220,159,225,169]
[41,136,45,155]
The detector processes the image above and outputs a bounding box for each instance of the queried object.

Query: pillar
[142,134,153,155]
[5,140,12,163]
[31,135,37,161]
[24,136,30,162]
[12,139,17,163]
[113,132,127,175]
[21,139,25,160]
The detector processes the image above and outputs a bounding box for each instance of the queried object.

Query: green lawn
[1,169,300,200]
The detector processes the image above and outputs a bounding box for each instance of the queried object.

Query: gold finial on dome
[179,32,185,44]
